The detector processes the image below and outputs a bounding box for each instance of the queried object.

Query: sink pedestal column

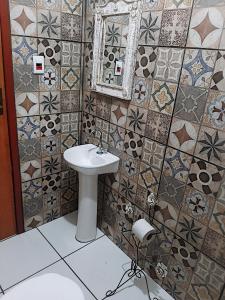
[76,173,98,243]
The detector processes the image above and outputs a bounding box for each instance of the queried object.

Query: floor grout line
[37,228,103,300]
[3,259,62,293]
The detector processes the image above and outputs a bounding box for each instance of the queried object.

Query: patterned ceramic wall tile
[188,157,224,196]
[15,92,39,116]
[149,80,177,115]
[187,7,225,49]
[61,13,81,41]
[159,9,191,47]
[37,0,61,10]
[174,85,208,124]
[37,9,61,39]
[126,105,147,135]
[180,49,217,88]
[164,0,193,9]
[139,11,162,46]
[142,138,165,170]
[61,0,82,15]
[10,4,37,36]
[135,46,158,79]
[110,100,128,128]
[211,51,225,92]
[145,110,171,144]
[131,77,152,109]
[154,47,184,83]
[169,118,199,154]
[12,36,37,65]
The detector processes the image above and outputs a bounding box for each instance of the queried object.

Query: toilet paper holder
[102,203,163,300]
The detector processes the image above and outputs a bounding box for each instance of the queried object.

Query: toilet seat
[2,273,85,300]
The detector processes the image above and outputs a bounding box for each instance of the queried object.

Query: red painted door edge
[0,0,24,234]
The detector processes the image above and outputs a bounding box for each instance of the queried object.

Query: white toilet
[2,273,85,300]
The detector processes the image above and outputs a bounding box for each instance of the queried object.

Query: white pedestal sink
[63,144,120,242]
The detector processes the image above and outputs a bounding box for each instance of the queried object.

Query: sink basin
[64,144,120,175]
[63,144,120,243]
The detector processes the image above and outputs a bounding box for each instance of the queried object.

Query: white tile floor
[0,212,173,300]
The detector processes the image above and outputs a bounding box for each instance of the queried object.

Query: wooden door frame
[0,0,24,233]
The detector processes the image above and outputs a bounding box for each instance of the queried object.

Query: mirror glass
[101,14,129,87]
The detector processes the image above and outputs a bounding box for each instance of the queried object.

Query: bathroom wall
[83,0,225,299]
[9,0,83,230]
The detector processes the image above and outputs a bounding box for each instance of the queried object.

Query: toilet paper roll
[132,219,156,242]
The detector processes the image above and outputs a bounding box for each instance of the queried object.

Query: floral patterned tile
[203,90,225,131]
[154,47,184,83]
[154,200,179,231]
[42,172,61,194]
[17,116,40,140]
[188,253,225,300]
[61,41,80,67]
[39,65,60,91]
[21,159,42,182]
[105,172,120,192]
[41,154,61,176]
[158,173,186,209]
[38,38,61,66]
[82,112,95,135]
[120,153,140,183]
[37,9,61,39]
[22,178,42,201]
[15,92,39,116]
[19,138,41,162]
[162,278,187,300]
[41,134,61,157]
[131,76,152,109]
[83,91,96,114]
[145,110,171,144]
[142,0,165,11]
[124,130,144,159]
[61,113,79,134]
[171,235,199,270]
[40,114,60,137]
[10,4,37,36]
[202,228,225,267]
[159,9,191,47]
[61,67,80,91]
[164,0,193,9]
[149,80,177,115]
[110,99,128,128]
[195,126,225,167]
[119,175,137,202]
[142,137,166,170]
[209,198,225,237]
[44,207,61,223]
[37,0,61,10]
[139,10,162,46]
[211,51,225,92]
[188,157,224,197]
[135,46,158,79]
[168,118,199,154]
[39,91,60,114]
[166,256,193,292]
[14,65,39,92]
[61,13,81,42]
[187,7,225,49]
[23,195,43,219]
[180,49,217,88]
[84,43,93,69]
[138,162,161,194]
[61,132,79,152]
[96,94,112,121]
[61,0,82,15]
[176,212,207,250]
[95,118,109,147]
[61,90,80,113]
[163,147,192,183]
[85,14,94,42]
[125,105,147,135]
[174,85,208,124]
[181,186,216,227]
[43,191,61,211]
[135,185,149,212]
[12,36,37,65]
[108,124,125,155]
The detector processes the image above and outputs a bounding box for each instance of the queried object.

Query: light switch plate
[33,55,44,74]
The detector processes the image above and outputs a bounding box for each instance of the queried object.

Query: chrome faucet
[91,128,106,155]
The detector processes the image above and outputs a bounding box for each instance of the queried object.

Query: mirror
[92,0,142,100]
[101,14,129,87]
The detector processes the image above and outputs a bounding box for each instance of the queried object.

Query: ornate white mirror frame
[92,0,142,100]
